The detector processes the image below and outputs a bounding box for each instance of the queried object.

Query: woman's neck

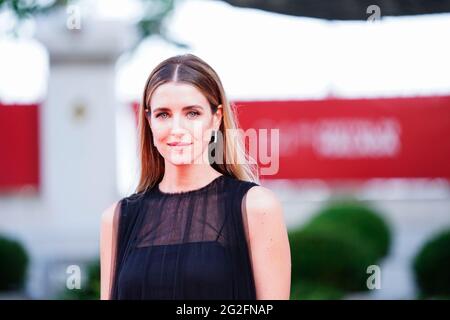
[158,164,223,193]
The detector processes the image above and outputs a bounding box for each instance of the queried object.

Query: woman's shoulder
[102,189,148,219]
[101,201,119,228]
[243,184,282,216]
[121,191,146,203]
[222,175,271,210]
[118,186,154,207]
[223,174,260,190]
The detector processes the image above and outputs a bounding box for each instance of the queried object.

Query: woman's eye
[156,112,168,119]
[187,111,200,118]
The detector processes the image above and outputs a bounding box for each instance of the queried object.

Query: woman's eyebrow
[152,105,203,113]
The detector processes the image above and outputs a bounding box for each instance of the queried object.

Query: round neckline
[156,175,225,196]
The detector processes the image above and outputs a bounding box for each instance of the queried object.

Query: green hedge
[0,235,29,291]
[289,225,376,292]
[306,200,391,260]
[413,229,450,299]
[289,199,392,297]
[290,281,344,300]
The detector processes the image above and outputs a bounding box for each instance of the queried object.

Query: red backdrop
[0,103,40,192]
[235,96,450,179]
[1,96,449,192]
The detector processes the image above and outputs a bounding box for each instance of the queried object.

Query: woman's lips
[167,142,192,146]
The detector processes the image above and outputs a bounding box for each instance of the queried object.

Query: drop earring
[211,130,217,144]
[208,130,217,165]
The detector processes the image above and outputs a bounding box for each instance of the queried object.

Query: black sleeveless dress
[108,174,260,300]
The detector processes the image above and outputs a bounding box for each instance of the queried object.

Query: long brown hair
[136,53,259,193]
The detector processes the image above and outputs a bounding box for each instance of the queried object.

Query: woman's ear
[214,104,223,130]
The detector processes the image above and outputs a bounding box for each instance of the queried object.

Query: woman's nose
[169,114,185,131]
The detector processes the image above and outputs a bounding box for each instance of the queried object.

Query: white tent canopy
[1,0,450,103]
[116,0,450,102]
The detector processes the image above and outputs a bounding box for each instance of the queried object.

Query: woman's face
[148,82,222,166]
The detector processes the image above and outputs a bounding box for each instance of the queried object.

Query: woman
[100,54,291,300]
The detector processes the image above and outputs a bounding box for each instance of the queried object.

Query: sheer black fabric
[108,174,260,300]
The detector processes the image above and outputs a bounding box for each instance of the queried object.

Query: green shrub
[290,281,344,300]
[289,199,392,295]
[0,235,29,291]
[59,259,100,300]
[306,200,391,260]
[289,225,376,292]
[413,229,450,298]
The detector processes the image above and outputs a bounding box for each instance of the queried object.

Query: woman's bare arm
[100,201,118,300]
[244,186,291,300]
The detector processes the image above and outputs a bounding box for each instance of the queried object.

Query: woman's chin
[167,154,195,165]
[162,146,210,165]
